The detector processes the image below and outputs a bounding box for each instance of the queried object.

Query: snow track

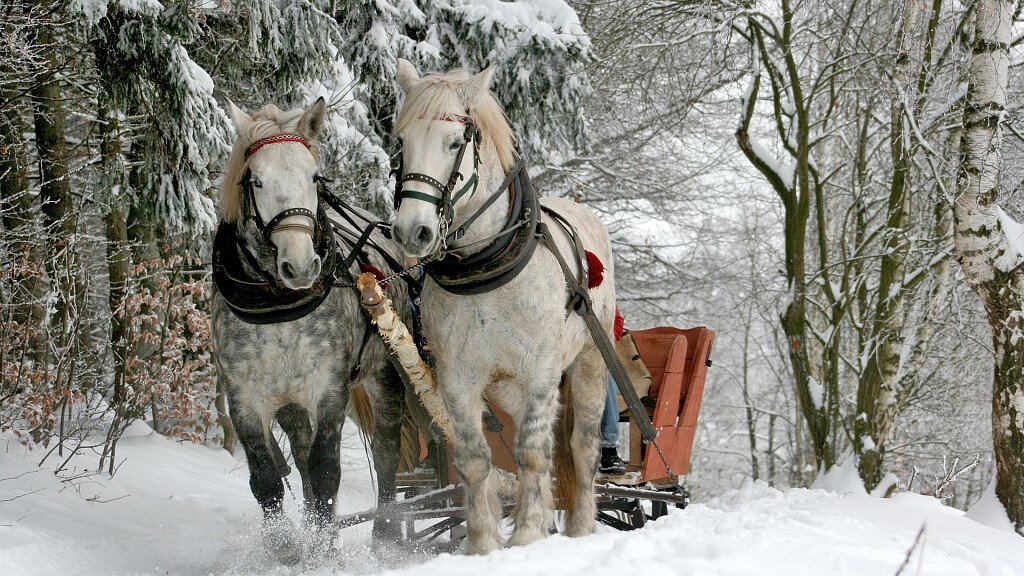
[1,429,1021,576]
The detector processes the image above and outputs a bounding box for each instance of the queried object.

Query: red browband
[433,113,471,124]
[245,133,311,158]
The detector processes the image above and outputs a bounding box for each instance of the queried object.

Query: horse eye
[251,178,263,188]
[450,140,463,151]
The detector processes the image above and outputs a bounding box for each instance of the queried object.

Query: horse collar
[425,165,540,295]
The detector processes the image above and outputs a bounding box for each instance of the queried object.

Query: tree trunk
[855,0,921,491]
[0,91,46,359]
[98,99,131,422]
[29,22,77,349]
[953,0,1023,535]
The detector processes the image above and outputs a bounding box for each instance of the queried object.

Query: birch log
[356,273,516,498]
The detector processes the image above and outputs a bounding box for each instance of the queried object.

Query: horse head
[223,98,328,290]
[391,59,515,258]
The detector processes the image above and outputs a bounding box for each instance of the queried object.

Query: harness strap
[349,317,375,381]
[447,158,525,244]
[319,183,423,293]
[535,220,659,445]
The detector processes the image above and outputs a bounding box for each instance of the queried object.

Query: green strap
[400,190,441,206]
[451,172,478,204]
[399,172,476,208]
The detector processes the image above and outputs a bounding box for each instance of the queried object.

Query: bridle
[240,133,323,247]
[392,113,481,242]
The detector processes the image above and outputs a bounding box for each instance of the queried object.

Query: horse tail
[349,383,375,437]
[398,416,421,472]
[552,374,578,512]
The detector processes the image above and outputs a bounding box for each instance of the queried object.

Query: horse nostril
[416,225,433,244]
[309,256,321,275]
[281,261,296,280]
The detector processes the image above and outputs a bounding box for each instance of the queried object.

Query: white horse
[390,59,616,553]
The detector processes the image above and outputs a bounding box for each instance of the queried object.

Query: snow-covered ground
[2,426,1022,576]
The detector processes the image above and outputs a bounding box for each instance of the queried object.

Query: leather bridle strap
[395,116,480,222]
[445,158,524,244]
[261,207,317,239]
[245,133,310,158]
[241,133,318,242]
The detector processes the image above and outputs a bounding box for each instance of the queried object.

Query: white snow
[810,457,867,496]
[966,478,1017,534]
[996,205,1024,272]
[807,376,823,410]
[3,430,1022,575]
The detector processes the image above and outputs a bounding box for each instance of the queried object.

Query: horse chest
[420,285,581,373]
[214,311,343,410]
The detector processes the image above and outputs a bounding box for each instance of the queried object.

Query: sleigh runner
[345,272,715,545]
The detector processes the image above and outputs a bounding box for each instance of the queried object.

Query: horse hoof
[372,515,402,544]
[262,516,304,565]
[466,534,502,555]
[507,527,546,547]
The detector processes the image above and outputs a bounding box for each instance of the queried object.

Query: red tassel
[359,262,387,288]
[585,250,604,289]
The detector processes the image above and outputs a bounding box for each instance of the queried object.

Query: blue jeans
[601,372,620,449]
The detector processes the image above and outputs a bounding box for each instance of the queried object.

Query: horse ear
[226,99,252,134]
[299,97,327,140]
[396,58,421,93]
[462,64,497,104]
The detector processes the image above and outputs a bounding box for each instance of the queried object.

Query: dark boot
[599,446,626,475]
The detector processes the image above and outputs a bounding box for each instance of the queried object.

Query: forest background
[2,0,1023,533]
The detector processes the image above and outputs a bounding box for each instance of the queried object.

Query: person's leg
[600,372,619,449]
[599,372,626,474]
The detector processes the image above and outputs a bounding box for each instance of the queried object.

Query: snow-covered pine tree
[81,0,231,232]
[336,0,593,210]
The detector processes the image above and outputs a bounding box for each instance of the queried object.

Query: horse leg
[369,362,405,544]
[442,378,501,554]
[507,370,561,547]
[276,403,313,504]
[304,387,347,554]
[230,397,303,565]
[561,345,606,537]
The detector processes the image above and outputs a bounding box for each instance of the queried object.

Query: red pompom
[585,250,604,289]
[359,262,387,288]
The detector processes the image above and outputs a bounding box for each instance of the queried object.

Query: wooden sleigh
[337,322,716,544]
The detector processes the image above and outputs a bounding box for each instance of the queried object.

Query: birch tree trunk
[954,0,1024,535]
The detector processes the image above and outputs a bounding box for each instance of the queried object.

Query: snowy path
[1,428,1021,576]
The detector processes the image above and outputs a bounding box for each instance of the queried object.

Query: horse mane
[394,69,517,173]
[220,104,316,223]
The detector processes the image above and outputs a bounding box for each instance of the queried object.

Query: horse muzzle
[392,219,439,258]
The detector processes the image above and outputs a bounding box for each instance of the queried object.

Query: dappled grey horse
[211,98,409,563]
